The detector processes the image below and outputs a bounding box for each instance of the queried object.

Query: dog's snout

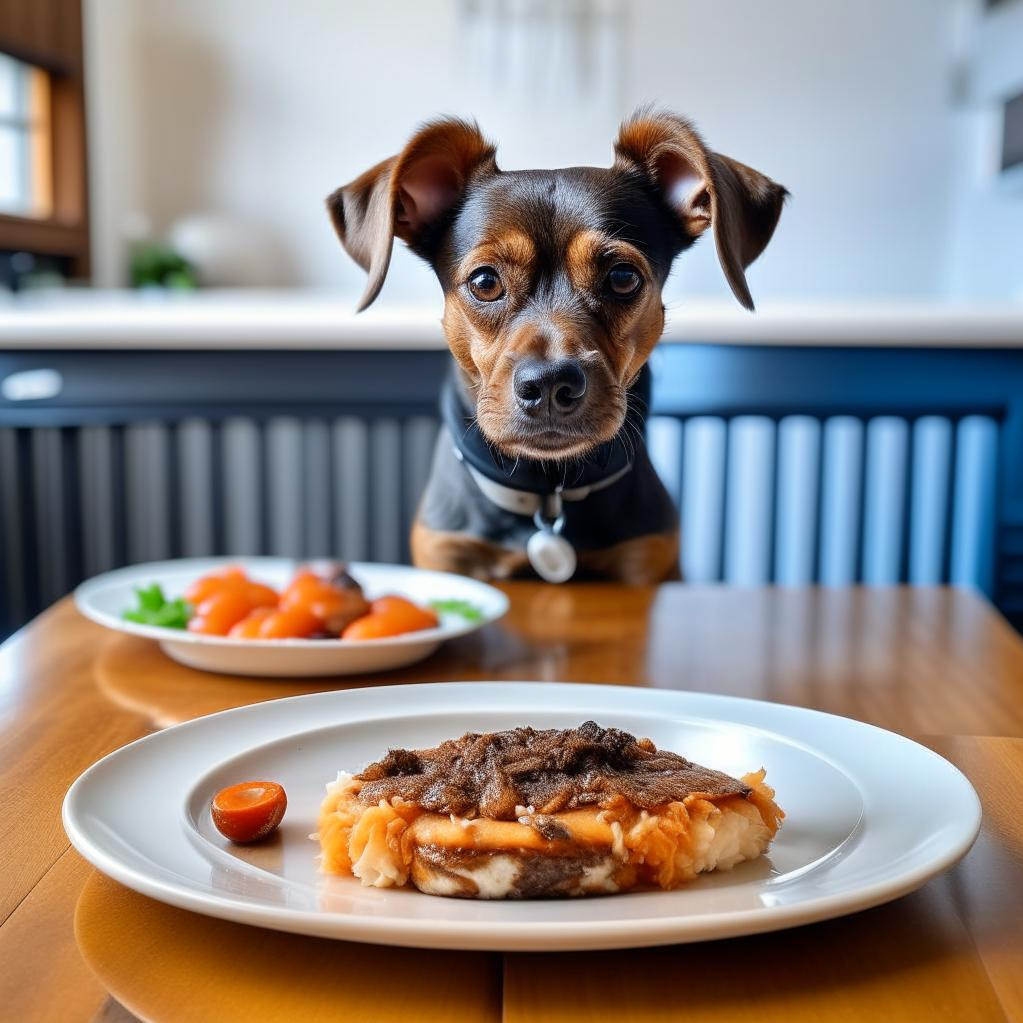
[512,358,587,417]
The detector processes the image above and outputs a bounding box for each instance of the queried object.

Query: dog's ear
[614,110,787,310]
[327,118,497,311]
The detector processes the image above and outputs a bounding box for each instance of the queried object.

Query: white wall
[622,2,962,306]
[945,0,1023,301]
[85,0,1000,305]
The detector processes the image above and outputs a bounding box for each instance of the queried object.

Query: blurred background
[1,0,1023,635]
[8,0,1021,301]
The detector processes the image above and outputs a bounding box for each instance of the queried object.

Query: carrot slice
[228,606,275,639]
[245,581,280,607]
[211,781,287,843]
[341,596,438,640]
[258,604,321,639]
[370,595,438,625]
[183,566,248,604]
[188,589,254,636]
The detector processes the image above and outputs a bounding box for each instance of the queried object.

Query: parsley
[123,583,193,630]
[429,598,485,623]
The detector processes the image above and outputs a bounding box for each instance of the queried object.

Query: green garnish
[429,598,485,622]
[123,583,193,630]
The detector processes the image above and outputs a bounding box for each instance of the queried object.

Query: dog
[327,109,786,584]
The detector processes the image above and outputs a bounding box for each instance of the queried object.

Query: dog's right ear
[327,118,497,311]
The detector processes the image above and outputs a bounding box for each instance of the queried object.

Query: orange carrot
[341,595,438,640]
[188,589,254,636]
[211,781,287,843]
[183,565,248,604]
[258,604,321,639]
[228,606,275,639]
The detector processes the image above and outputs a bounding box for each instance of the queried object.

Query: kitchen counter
[2,290,1023,348]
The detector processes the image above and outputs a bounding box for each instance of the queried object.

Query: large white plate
[74,557,508,677]
[62,683,981,951]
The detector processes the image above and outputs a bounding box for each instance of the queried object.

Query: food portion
[121,583,192,629]
[341,595,439,640]
[120,562,459,641]
[317,721,783,899]
[186,563,374,639]
[211,780,287,843]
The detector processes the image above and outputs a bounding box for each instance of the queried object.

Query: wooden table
[2,584,1023,1021]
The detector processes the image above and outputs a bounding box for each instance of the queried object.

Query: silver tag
[526,529,577,583]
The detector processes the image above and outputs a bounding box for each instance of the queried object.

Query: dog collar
[455,455,634,518]
[456,456,633,582]
[441,364,651,582]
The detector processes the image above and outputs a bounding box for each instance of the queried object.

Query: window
[0,52,51,218]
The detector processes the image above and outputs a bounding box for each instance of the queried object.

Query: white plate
[63,683,981,951]
[74,557,508,677]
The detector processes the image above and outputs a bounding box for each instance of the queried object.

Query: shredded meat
[355,721,751,818]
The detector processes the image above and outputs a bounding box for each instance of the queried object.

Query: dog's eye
[467,267,504,302]
[606,263,642,298]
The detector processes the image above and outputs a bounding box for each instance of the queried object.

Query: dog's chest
[417,435,678,552]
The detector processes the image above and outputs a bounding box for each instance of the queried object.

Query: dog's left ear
[614,110,787,310]
[327,118,497,311]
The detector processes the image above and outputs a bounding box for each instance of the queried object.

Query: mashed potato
[317,769,783,899]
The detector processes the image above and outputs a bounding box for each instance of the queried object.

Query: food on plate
[184,565,279,609]
[427,598,484,622]
[316,721,783,899]
[122,584,192,630]
[341,595,439,640]
[188,587,257,636]
[121,562,445,641]
[279,568,371,634]
[227,605,274,638]
[253,603,322,639]
[211,780,287,843]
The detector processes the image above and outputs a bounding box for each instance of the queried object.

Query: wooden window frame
[0,0,89,279]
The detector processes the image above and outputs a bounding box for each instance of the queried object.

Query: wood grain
[74,872,501,1023]
[0,849,109,1023]
[0,603,148,924]
[925,735,1023,1015]
[3,585,1023,1021]
[87,585,1023,737]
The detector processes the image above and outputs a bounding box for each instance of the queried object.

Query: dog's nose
[513,358,587,416]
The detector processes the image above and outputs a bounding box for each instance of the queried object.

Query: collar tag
[527,509,576,583]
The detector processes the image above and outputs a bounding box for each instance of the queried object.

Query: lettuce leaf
[123,583,192,630]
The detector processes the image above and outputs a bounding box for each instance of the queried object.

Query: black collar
[441,364,651,496]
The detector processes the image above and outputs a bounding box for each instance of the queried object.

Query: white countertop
[2,290,1023,348]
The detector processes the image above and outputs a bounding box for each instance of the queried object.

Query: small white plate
[62,683,981,951]
[74,557,508,677]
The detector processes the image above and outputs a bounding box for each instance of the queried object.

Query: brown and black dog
[327,110,786,584]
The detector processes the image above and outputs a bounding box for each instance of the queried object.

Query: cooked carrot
[245,580,280,607]
[258,604,321,639]
[228,606,275,639]
[183,566,248,604]
[185,566,279,608]
[370,597,437,626]
[280,571,342,616]
[211,781,287,843]
[279,570,370,633]
[188,589,254,636]
[279,570,320,607]
[341,595,438,640]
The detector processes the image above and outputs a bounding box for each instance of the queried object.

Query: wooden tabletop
[2,584,1023,1022]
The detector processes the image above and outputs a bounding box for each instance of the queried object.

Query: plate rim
[73,556,509,649]
[62,682,983,951]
